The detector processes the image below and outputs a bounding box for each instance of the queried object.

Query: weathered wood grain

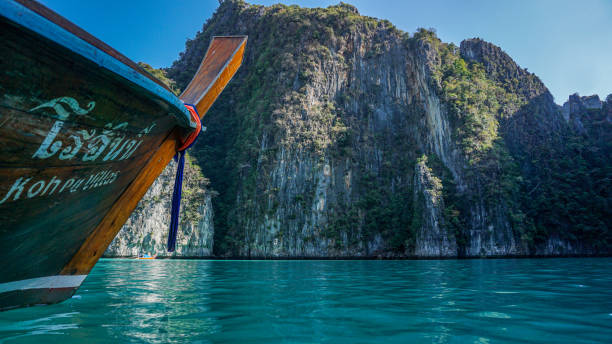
[0,14,182,286]
[180,36,247,108]
[59,36,247,277]
[0,1,246,310]
[0,107,175,167]
[61,130,179,275]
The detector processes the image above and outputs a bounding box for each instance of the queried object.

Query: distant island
[105,0,611,259]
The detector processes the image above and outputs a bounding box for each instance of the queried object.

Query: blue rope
[167,104,200,252]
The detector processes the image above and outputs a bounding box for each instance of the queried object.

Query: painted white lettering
[32,121,64,159]
[93,171,108,188]
[102,171,113,185]
[103,139,128,161]
[87,172,102,189]
[42,176,62,195]
[82,174,96,191]
[30,98,156,163]
[1,170,121,204]
[0,177,32,204]
[70,179,85,193]
[27,180,46,198]
[119,141,143,160]
[30,97,95,160]
[60,179,75,193]
[118,141,137,160]
[82,135,110,161]
[82,123,126,162]
[30,97,95,120]
[58,134,82,160]
[107,172,119,184]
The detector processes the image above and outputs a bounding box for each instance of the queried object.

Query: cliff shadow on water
[105,0,611,259]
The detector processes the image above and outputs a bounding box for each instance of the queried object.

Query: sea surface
[0,258,611,343]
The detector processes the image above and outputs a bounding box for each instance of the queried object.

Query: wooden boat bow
[0,0,246,310]
[61,36,247,276]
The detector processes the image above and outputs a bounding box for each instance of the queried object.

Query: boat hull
[0,0,246,311]
[0,5,184,310]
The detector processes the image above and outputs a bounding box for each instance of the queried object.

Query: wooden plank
[59,37,247,276]
[0,132,167,283]
[193,40,246,116]
[61,130,179,275]
[180,36,247,107]
[0,107,175,168]
[0,1,247,309]
[0,14,183,285]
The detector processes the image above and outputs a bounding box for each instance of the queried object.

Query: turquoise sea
[0,258,611,343]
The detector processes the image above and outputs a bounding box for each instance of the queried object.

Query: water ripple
[0,258,611,343]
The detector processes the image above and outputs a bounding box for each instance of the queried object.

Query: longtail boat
[0,0,247,311]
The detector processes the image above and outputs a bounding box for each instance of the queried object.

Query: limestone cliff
[104,156,214,257]
[107,1,611,258]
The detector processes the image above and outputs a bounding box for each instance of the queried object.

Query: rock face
[104,156,214,257]
[412,156,457,257]
[108,0,611,258]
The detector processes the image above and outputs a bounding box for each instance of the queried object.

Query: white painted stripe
[0,1,194,128]
[0,275,87,293]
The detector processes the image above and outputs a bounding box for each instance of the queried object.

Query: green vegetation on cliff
[137,62,180,95]
[162,0,610,257]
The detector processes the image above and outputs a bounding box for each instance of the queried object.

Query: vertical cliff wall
[161,0,610,257]
[104,155,214,257]
[109,0,610,258]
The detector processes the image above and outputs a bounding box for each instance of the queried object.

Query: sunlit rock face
[104,158,214,258]
[112,0,610,258]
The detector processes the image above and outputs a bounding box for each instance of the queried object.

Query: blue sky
[40,0,611,104]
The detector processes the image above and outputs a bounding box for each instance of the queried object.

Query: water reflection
[0,258,611,343]
[96,259,216,343]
